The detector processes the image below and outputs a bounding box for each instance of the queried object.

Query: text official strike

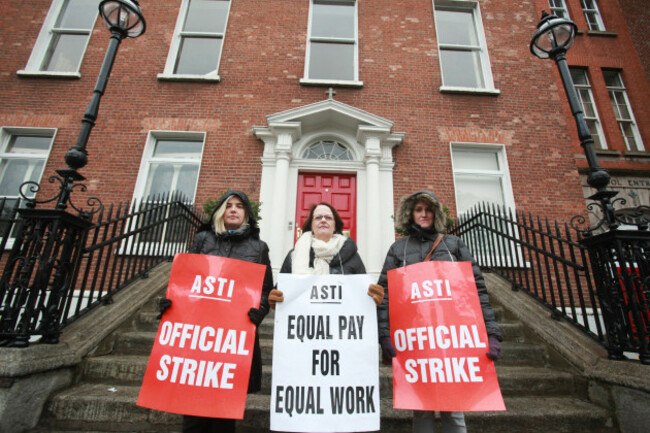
[393,325,487,384]
[154,321,249,389]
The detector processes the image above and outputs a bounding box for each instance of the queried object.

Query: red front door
[295,172,356,242]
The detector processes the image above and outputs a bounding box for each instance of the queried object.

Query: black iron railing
[0,193,204,346]
[450,202,649,364]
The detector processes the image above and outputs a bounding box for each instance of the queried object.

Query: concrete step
[39,384,616,433]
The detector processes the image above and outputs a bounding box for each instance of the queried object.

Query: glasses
[313,215,333,221]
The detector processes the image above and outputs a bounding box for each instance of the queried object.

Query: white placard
[270,274,380,432]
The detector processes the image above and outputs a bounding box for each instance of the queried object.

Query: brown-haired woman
[268,202,383,306]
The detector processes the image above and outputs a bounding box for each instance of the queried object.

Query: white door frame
[253,98,404,276]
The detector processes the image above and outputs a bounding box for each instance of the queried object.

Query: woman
[268,202,383,306]
[160,190,272,433]
[376,191,502,433]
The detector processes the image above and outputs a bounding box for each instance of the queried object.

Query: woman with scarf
[267,202,383,306]
[159,190,272,433]
[376,191,502,433]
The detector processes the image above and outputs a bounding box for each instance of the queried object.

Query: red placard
[137,253,266,419]
[387,260,505,412]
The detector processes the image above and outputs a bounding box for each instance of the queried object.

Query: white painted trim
[161,0,231,78]
[21,0,98,75]
[304,0,360,82]
[254,99,404,276]
[131,130,206,204]
[432,0,497,92]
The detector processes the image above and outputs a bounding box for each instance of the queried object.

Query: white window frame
[0,127,57,248]
[433,0,499,95]
[132,131,205,204]
[603,70,645,152]
[18,0,98,78]
[158,0,232,82]
[570,67,607,150]
[580,0,605,31]
[451,143,520,267]
[125,131,205,255]
[548,0,570,19]
[300,0,363,87]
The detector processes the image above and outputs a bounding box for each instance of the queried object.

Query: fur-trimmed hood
[200,190,260,239]
[395,190,447,234]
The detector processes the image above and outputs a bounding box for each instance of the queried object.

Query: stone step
[261,364,577,398]
[81,355,576,400]
[112,330,549,367]
[39,384,616,433]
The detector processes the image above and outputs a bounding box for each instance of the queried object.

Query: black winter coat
[189,192,272,393]
[377,231,501,340]
[279,236,366,275]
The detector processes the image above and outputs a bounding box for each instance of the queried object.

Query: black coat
[279,236,366,275]
[189,192,272,393]
[376,230,502,341]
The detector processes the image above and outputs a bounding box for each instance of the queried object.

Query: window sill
[157,73,221,82]
[586,30,618,37]
[439,86,500,96]
[299,78,363,88]
[17,70,81,79]
[595,149,621,157]
[623,150,650,158]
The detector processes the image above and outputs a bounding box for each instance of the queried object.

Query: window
[135,134,204,203]
[19,0,98,76]
[302,0,360,85]
[433,1,496,93]
[580,0,605,31]
[131,133,204,246]
[302,140,353,160]
[159,0,231,80]
[570,68,607,149]
[451,145,514,215]
[451,144,519,267]
[548,0,570,18]
[0,128,55,243]
[603,71,644,152]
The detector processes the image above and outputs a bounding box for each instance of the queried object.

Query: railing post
[580,230,650,364]
[0,209,91,346]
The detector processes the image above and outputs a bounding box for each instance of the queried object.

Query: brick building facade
[0,0,647,273]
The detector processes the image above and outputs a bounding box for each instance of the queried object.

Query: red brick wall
[533,0,650,171]
[2,0,646,225]
[618,0,650,81]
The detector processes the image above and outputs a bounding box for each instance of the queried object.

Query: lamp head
[99,0,146,38]
[530,10,577,59]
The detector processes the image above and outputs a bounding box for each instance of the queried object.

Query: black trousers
[182,415,236,433]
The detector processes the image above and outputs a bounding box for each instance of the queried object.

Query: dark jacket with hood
[279,236,366,275]
[377,191,502,340]
[190,190,272,393]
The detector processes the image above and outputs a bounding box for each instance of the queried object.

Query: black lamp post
[530,11,618,232]
[1,1,147,346]
[58,0,146,211]
[530,11,650,364]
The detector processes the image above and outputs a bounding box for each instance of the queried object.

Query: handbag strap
[424,233,444,262]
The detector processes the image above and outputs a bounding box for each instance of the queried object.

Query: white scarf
[292,231,347,274]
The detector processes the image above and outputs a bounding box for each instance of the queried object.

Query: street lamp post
[530,10,618,231]
[530,11,650,364]
[0,1,146,346]
[59,0,146,210]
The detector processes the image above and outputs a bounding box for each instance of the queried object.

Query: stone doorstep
[112,331,551,367]
[41,384,615,433]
